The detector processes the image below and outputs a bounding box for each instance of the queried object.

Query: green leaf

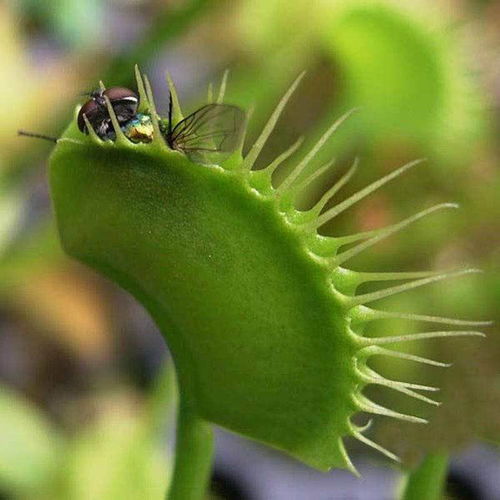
[48,70,485,483]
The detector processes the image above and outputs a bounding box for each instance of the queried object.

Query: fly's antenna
[18,130,58,143]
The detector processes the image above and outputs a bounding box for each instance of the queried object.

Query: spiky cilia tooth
[232,111,251,165]
[384,385,441,407]
[365,308,491,327]
[330,267,364,295]
[348,305,491,329]
[289,159,335,197]
[305,234,345,258]
[365,330,485,346]
[207,82,214,103]
[331,203,458,268]
[314,159,425,229]
[350,426,401,462]
[304,226,408,262]
[134,65,149,114]
[331,269,448,296]
[352,418,373,434]
[165,71,184,123]
[353,393,428,424]
[249,137,304,195]
[336,438,360,477]
[361,365,440,393]
[263,137,304,177]
[143,75,166,151]
[346,268,481,307]
[357,345,451,368]
[333,228,383,247]
[365,377,441,406]
[103,95,131,148]
[303,158,359,223]
[353,270,446,283]
[217,69,230,104]
[277,108,357,193]
[81,114,102,145]
[389,381,439,393]
[355,364,441,405]
[242,72,306,171]
[278,159,336,224]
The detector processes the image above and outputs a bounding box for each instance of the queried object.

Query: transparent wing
[170,104,246,164]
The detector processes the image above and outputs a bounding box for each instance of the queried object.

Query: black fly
[19,89,247,163]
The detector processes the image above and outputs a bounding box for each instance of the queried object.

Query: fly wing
[170,104,246,164]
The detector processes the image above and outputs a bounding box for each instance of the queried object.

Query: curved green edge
[48,71,485,478]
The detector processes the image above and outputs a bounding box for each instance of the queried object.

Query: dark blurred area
[0,0,499,498]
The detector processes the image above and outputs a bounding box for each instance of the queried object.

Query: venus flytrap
[47,67,488,499]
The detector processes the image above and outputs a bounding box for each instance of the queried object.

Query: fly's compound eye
[77,98,102,133]
[103,87,138,103]
[103,87,139,123]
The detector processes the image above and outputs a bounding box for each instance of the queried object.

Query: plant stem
[400,452,449,500]
[166,396,215,500]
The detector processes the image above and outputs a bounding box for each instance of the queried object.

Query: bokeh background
[0,0,499,498]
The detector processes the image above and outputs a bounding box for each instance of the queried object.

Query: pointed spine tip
[352,269,448,284]
[339,437,360,477]
[356,367,441,406]
[262,136,304,179]
[352,430,401,462]
[242,72,306,171]
[143,75,164,147]
[359,345,451,368]
[362,308,492,328]
[278,108,358,194]
[134,65,149,113]
[346,268,483,308]
[165,71,183,122]
[333,203,459,269]
[315,158,426,228]
[217,69,230,104]
[354,418,373,434]
[367,330,486,346]
[82,114,102,145]
[207,82,214,103]
[289,158,335,198]
[103,95,129,146]
[304,158,359,223]
[353,394,428,424]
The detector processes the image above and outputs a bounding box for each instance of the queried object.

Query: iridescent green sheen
[121,113,154,143]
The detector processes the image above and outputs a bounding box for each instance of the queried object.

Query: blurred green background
[0,0,498,498]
